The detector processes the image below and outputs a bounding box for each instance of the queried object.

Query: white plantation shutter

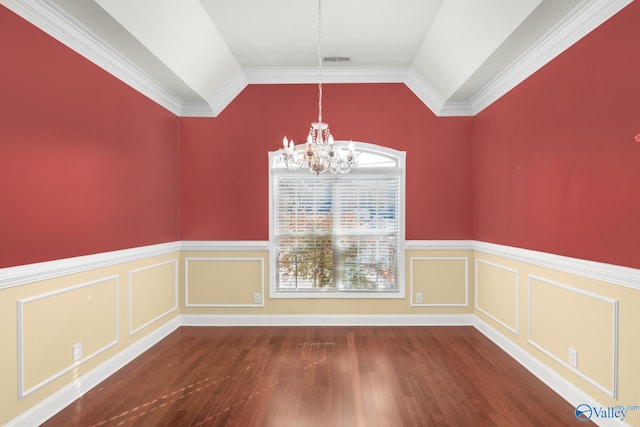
[274,172,400,292]
[335,178,399,290]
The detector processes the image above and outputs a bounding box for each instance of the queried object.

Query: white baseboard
[7,314,622,427]
[473,317,629,427]
[180,313,474,327]
[6,316,180,427]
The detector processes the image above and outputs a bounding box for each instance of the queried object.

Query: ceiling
[2,0,631,117]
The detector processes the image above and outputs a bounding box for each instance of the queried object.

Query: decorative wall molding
[184,257,265,308]
[6,317,180,427]
[0,242,181,290]
[17,275,119,399]
[8,312,624,427]
[473,241,640,291]
[473,317,626,427]
[3,238,635,426]
[528,274,619,399]
[3,240,637,292]
[475,258,519,335]
[409,257,469,307]
[128,259,179,335]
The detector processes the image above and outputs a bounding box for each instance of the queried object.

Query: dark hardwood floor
[42,326,592,426]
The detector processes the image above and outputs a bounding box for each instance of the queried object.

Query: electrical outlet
[254,293,261,304]
[569,348,578,368]
[73,342,82,362]
[415,292,423,304]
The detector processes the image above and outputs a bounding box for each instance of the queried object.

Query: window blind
[274,174,399,291]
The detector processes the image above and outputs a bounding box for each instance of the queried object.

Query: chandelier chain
[317,0,323,123]
[278,0,358,175]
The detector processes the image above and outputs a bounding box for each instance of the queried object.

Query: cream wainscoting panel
[528,275,619,398]
[475,259,519,335]
[410,257,468,307]
[128,259,178,335]
[185,257,264,307]
[17,276,119,399]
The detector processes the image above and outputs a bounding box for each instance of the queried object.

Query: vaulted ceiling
[3,0,631,117]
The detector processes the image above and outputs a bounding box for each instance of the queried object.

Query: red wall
[0,7,180,268]
[180,84,474,241]
[8,1,637,270]
[474,1,640,268]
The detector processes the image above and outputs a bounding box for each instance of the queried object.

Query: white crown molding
[177,69,249,117]
[3,0,630,117]
[243,66,409,84]
[469,0,633,114]
[206,68,248,117]
[402,67,446,115]
[178,101,214,118]
[473,241,640,291]
[0,242,181,290]
[1,0,185,116]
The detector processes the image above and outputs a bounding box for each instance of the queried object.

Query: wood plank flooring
[42,326,592,426]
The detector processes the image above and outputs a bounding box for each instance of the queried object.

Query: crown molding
[469,0,633,114]
[3,0,632,118]
[402,67,445,115]
[206,68,248,117]
[243,66,409,84]
[2,0,185,115]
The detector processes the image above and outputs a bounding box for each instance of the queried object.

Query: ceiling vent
[323,56,352,63]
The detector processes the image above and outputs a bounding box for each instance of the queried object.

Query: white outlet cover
[569,348,578,367]
[73,343,82,362]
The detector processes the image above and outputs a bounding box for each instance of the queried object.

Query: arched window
[269,142,406,298]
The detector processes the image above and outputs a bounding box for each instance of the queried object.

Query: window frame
[268,141,406,299]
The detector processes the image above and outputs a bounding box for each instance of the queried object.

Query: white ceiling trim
[243,66,409,85]
[1,0,184,115]
[1,0,633,118]
[469,0,633,115]
[204,68,248,117]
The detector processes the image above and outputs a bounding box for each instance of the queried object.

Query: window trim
[268,141,406,299]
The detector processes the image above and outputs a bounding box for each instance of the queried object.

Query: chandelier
[278,0,358,175]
